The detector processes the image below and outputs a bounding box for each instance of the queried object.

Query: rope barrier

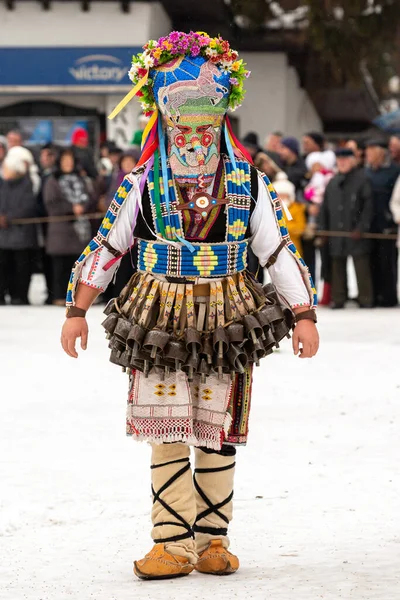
[316,230,398,241]
[9,212,105,225]
[6,214,399,241]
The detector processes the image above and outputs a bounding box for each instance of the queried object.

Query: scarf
[59,173,91,243]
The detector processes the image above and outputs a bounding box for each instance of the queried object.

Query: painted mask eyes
[201,132,213,147]
[175,134,186,148]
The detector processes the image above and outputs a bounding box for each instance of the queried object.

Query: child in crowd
[304,150,336,233]
[274,172,306,256]
[304,150,336,305]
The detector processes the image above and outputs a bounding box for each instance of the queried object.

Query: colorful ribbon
[107,73,149,120]
[141,109,159,149]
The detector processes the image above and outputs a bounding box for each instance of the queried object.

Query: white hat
[3,152,27,175]
[273,172,295,201]
[319,149,336,171]
[7,145,35,166]
[305,151,323,171]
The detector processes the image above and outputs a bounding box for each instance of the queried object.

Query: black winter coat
[365,163,400,233]
[284,157,307,193]
[319,168,373,257]
[0,175,38,250]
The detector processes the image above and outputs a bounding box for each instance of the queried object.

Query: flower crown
[128,31,251,115]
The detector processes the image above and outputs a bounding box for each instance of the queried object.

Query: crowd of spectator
[0,126,399,309]
[0,128,139,305]
[242,130,400,309]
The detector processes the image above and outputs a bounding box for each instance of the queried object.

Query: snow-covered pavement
[1,290,400,599]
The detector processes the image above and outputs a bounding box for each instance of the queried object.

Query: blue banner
[0,47,142,87]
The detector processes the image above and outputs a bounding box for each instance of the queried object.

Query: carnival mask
[165,112,223,187]
[151,55,230,187]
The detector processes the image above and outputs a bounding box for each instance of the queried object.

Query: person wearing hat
[346,139,365,168]
[71,127,98,180]
[241,131,262,160]
[302,132,325,156]
[365,139,400,306]
[61,31,319,580]
[0,151,38,305]
[304,150,336,305]
[319,148,374,308]
[278,136,307,192]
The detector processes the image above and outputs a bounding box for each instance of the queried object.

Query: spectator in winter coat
[319,148,374,309]
[278,137,307,193]
[0,152,37,305]
[365,139,400,307]
[302,132,325,156]
[44,148,94,305]
[71,127,98,180]
[274,173,306,255]
[7,146,41,196]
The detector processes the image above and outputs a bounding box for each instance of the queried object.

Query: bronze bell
[101,312,119,336]
[164,340,189,372]
[113,317,132,344]
[226,322,244,344]
[227,344,247,374]
[143,329,170,360]
[126,323,146,349]
[243,314,263,346]
[185,327,202,362]
[212,326,229,361]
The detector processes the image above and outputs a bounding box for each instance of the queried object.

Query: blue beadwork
[138,240,248,277]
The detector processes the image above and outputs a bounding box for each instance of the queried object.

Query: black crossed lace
[151,457,195,543]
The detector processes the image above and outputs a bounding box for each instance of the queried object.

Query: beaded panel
[138,239,248,278]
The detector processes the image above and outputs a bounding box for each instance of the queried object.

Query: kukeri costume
[66,32,317,579]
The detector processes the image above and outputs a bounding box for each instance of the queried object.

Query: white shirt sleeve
[390,175,400,224]
[79,175,140,292]
[250,173,315,308]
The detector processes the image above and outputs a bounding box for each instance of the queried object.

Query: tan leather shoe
[195,540,239,575]
[133,543,194,580]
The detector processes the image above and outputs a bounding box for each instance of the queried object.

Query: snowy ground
[1,276,400,600]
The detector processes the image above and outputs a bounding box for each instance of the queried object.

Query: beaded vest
[134,155,253,279]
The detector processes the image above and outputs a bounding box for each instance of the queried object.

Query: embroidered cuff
[291,303,311,309]
[79,279,105,292]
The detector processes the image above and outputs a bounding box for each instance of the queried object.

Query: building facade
[0,0,321,149]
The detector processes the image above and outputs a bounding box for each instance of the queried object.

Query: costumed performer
[61,31,319,580]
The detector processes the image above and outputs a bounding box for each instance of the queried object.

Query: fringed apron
[101,157,293,449]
